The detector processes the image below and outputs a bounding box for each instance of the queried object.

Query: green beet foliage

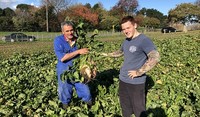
[0,31,199,116]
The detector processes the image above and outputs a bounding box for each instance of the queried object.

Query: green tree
[0,8,15,31]
[90,2,110,30]
[99,12,119,31]
[92,2,103,11]
[16,4,32,11]
[195,0,200,24]
[84,3,92,9]
[137,8,167,27]
[0,16,15,31]
[168,3,200,24]
[137,8,165,21]
[0,8,3,16]
[134,14,160,32]
[34,5,58,32]
[3,7,15,17]
[145,17,160,28]
[12,4,37,31]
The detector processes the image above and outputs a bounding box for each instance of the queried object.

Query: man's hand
[100,50,123,57]
[128,70,137,79]
[78,48,89,55]
[100,53,108,56]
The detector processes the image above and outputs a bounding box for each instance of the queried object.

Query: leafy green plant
[61,22,104,83]
[0,31,199,116]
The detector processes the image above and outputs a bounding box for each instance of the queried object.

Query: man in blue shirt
[102,16,160,117]
[54,21,92,109]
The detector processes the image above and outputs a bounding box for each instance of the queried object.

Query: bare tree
[115,0,138,15]
[41,0,76,32]
[42,0,76,14]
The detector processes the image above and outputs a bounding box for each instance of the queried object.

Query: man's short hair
[61,21,74,29]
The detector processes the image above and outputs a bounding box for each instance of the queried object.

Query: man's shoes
[86,100,93,108]
[62,104,68,109]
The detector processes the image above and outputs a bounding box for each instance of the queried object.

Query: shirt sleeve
[141,37,157,54]
[120,41,124,52]
[54,38,66,61]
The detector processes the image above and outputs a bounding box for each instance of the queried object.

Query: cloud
[0,0,40,9]
[0,0,18,9]
[1,0,17,3]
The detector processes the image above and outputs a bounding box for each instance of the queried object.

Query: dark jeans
[119,80,147,117]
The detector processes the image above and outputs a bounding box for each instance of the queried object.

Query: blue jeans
[57,76,91,104]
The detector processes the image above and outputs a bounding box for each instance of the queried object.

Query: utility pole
[46,0,49,32]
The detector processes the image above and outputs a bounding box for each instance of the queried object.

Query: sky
[0,0,197,15]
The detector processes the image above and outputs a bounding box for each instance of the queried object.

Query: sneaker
[62,104,68,109]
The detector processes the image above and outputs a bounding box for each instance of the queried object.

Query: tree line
[0,0,200,32]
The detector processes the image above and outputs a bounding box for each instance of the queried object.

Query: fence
[0,31,123,41]
[0,29,162,42]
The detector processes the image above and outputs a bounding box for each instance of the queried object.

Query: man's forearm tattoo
[136,50,160,76]
[108,50,123,57]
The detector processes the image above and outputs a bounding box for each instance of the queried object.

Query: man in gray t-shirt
[102,16,160,117]
[119,34,156,84]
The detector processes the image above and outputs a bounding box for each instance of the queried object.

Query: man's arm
[61,48,88,62]
[136,50,160,76]
[101,50,123,57]
[128,50,160,78]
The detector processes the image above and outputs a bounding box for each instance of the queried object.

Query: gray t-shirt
[119,34,156,84]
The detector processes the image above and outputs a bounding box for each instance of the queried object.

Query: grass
[0,30,199,59]
[0,32,61,42]
[0,41,53,59]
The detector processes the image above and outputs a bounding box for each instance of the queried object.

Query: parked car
[161,27,176,33]
[2,33,36,42]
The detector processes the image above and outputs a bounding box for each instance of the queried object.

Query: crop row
[0,34,199,116]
